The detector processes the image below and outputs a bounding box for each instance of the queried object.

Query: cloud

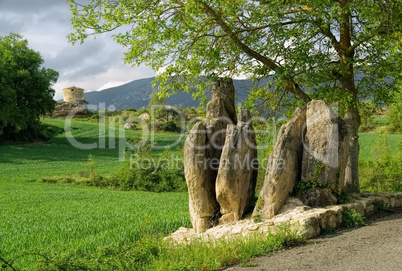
[0,0,62,11]
[0,0,156,101]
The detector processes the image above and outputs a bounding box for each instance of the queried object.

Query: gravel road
[228,211,402,271]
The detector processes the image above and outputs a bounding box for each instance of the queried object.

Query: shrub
[153,120,182,133]
[41,147,186,193]
[388,87,402,133]
[341,209,367,228]
[111,145,186,192]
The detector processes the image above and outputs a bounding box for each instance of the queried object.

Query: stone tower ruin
[63,86,84,103]
[49,86,88,118]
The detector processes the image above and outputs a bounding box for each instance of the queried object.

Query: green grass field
[1,118,401,269]
[0,118,185,181]
[0,180,190,269]
[0,118,189,269]
[359,133,402,160]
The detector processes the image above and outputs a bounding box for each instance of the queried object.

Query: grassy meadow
[0,118,185,181]
[0,118,190,269]
[359,133,402,160]
[0,116,401,269]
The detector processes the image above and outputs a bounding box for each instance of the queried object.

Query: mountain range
[83,77,262,110]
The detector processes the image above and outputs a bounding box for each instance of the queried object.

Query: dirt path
[228,212,402,271]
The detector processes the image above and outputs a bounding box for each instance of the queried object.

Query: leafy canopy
[0,33,59,141]
[68,0,401,112]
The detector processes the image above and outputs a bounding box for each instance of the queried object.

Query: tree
[389,82,402,132]
[148,92,167,119]
[0,33,59,141]
[68,0,401,192]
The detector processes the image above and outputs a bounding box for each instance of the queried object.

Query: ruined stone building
[50,86,88,118]
[63,86,85,103]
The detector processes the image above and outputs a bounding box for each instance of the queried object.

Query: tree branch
[347,18,391,55]
[200,1,311,103]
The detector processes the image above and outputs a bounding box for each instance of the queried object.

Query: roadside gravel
[228,211,402,271]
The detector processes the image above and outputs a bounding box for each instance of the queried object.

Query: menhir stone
[183,122,219,233]
[253,107,306,220]
[216,109,258,224]
[300,188,337,208]
[301,99,346,194]
[183,78,236,233]
[206,78,237,122]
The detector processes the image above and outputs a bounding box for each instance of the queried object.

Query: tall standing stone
[216,109,258,224]
[253,107,306,220]
[183,78,237,233]
[301,100,346,194]
[183,122,219,233]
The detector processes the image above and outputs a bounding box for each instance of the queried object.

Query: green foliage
[388,85,402,133]
[341,209,367,228]
[0,33,58,142]
[153,120,182,133]
[37,223,304,271]
[85,154,96,178]
[294,162,327,193]
[113,151,186,192]
[179,106,200,121]
[359,135,402,193]
[294,180,327,194]
[148,92,167,120]
[68,0,401,114]
[121,143,186,192]
[358,100,381,132]
[252,197,263,223]
[335,190,350,204]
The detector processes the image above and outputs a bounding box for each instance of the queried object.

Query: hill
[84,77,262,110]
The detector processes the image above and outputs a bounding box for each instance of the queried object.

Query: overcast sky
[0,0,155,100]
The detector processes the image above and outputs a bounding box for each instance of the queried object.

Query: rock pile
[50,100,88,118]
[166,193,402,244]
[183,80,362,237]
[184,78,257,233]
[254,100,349,220]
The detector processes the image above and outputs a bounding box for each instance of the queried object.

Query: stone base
[165,193,402,244]
[49,101,89,118]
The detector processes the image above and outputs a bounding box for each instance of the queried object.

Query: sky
[0,0,156,100]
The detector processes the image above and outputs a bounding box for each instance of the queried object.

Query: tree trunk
[339,108,361,193]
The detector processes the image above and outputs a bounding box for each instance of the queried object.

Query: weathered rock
[205,78,237,160]
[216,109,257,224]
[300,187,337,208]
[165,193,402,245]
[50,101,88,118]
[124,123,138,130]
[183,78,238,233]
[138,112,150,121]
[253,107,306,220]
[301,100,347,192]
[184,122,219,233]
[206,78,236,122]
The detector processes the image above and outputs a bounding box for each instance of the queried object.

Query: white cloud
[0,0,156,101]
